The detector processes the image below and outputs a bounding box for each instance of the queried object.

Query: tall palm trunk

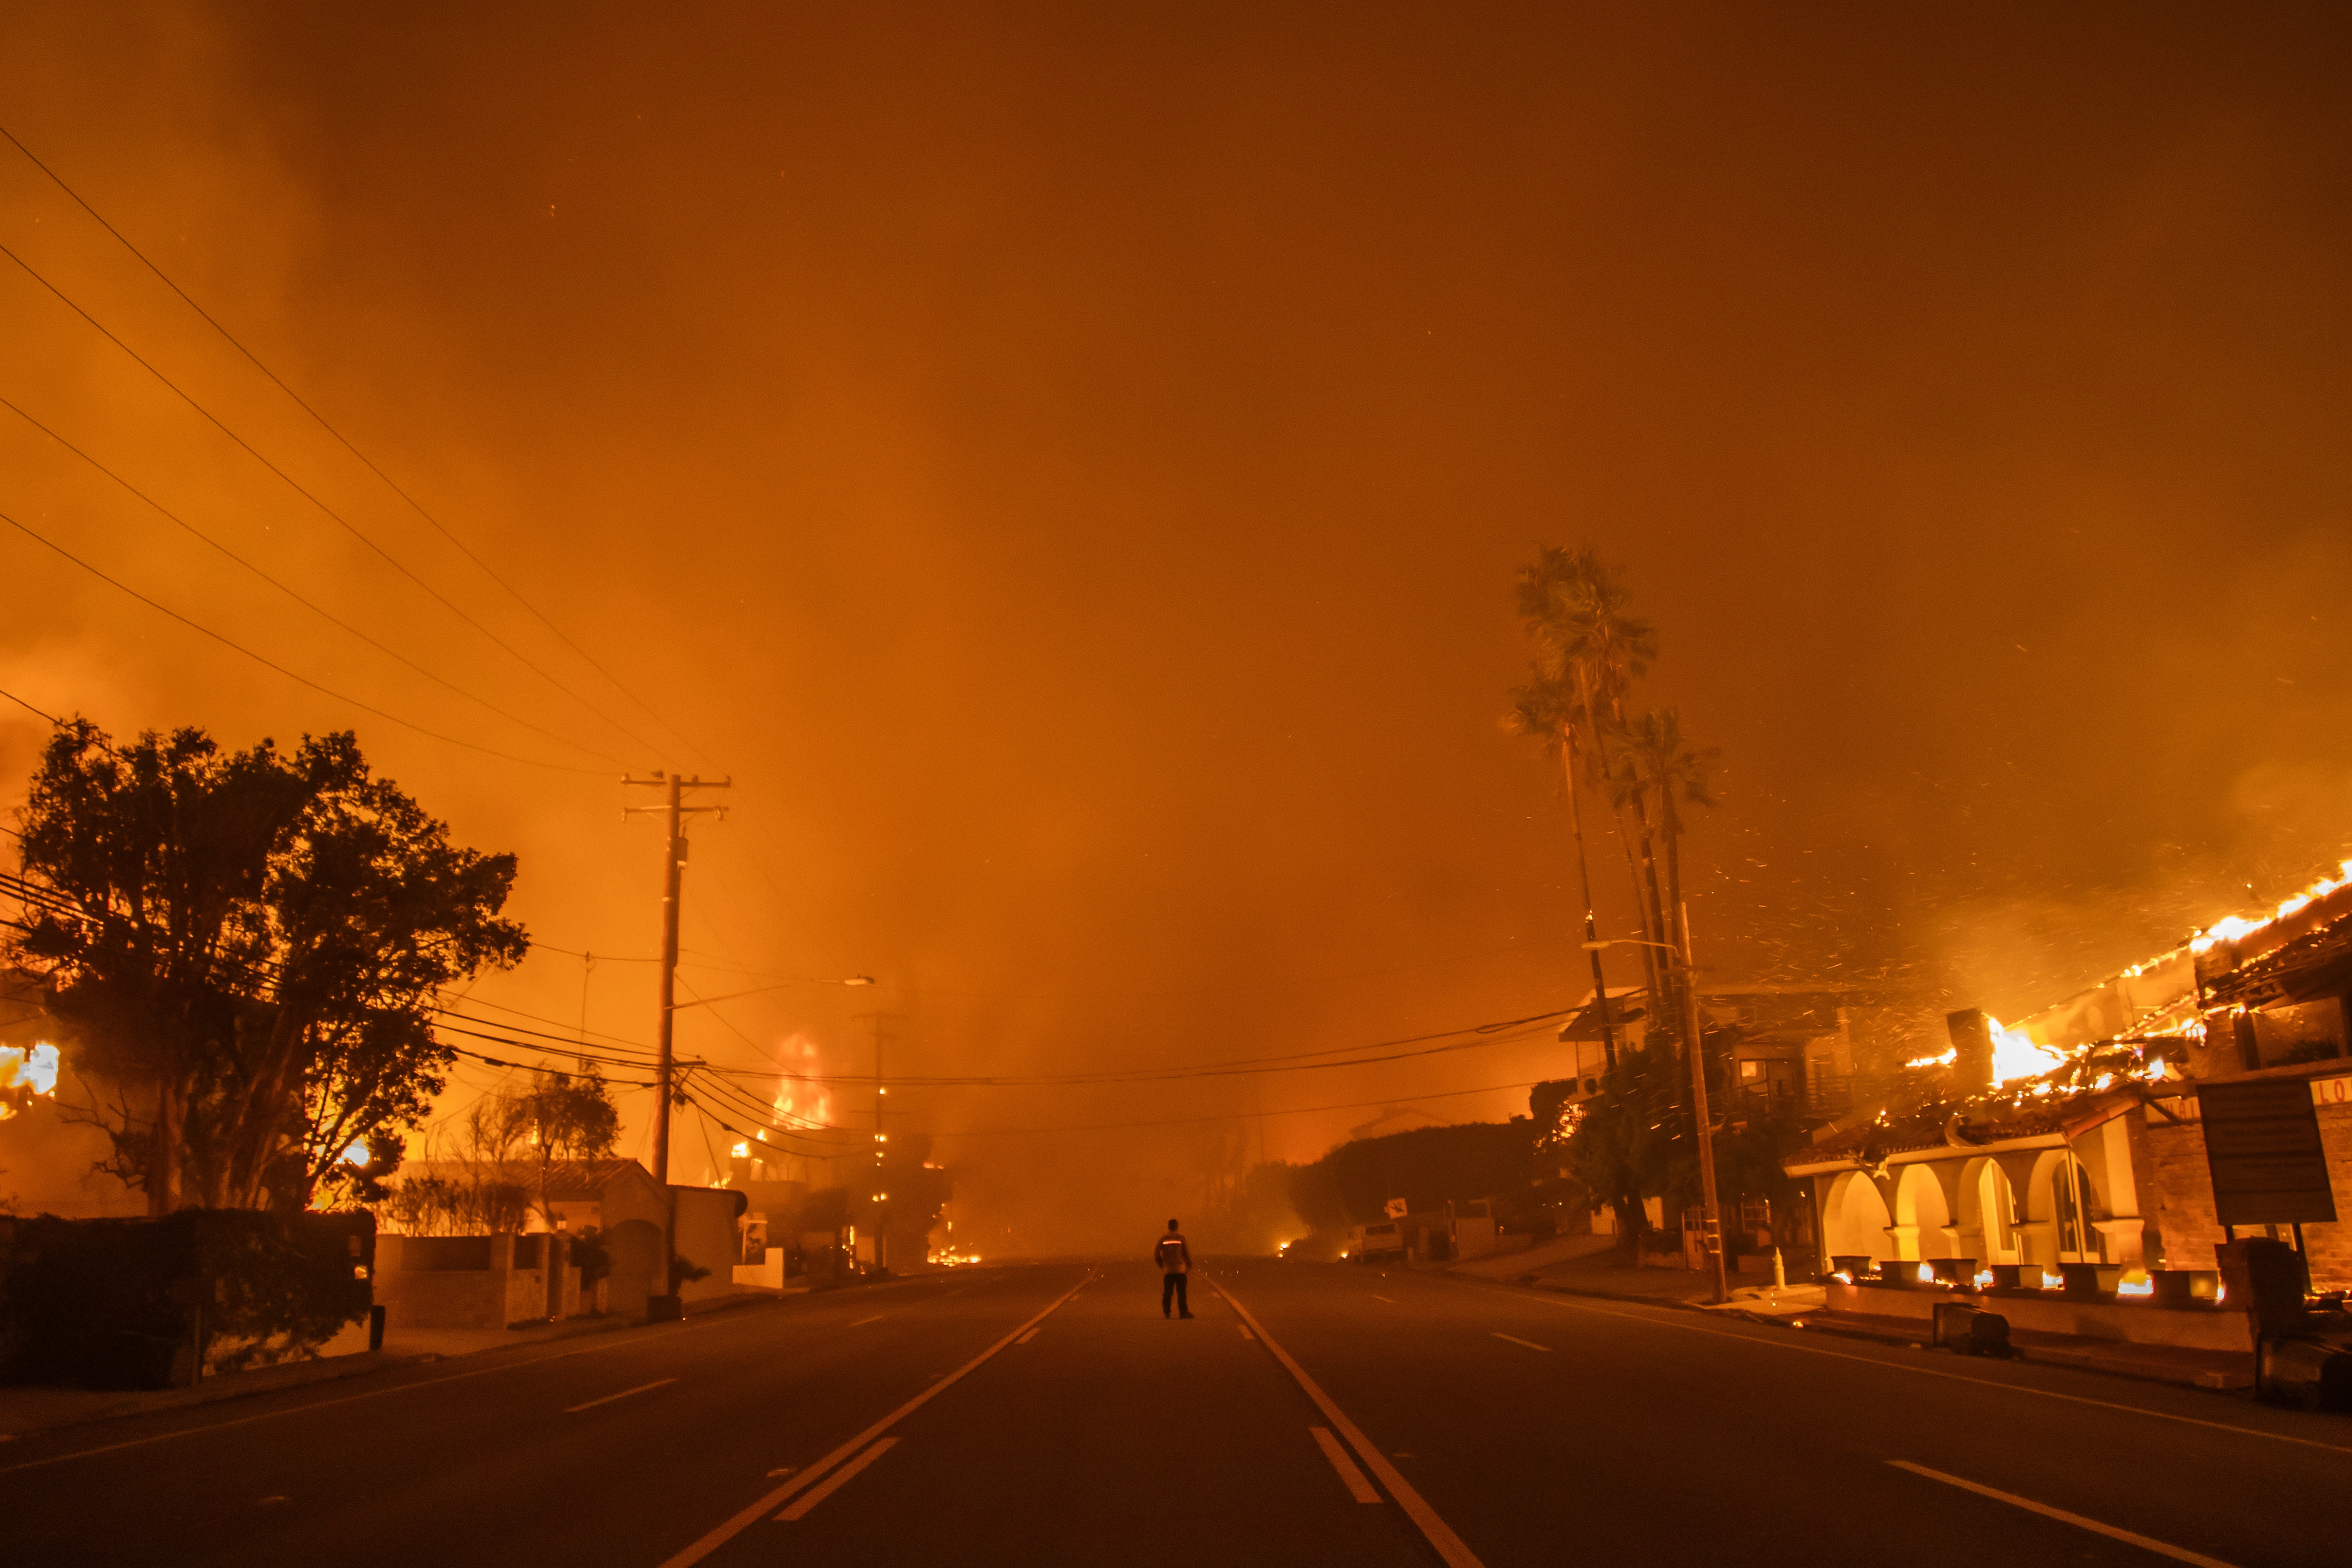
[1592,691,1677,1046]
[1559,730,1617,1069]
[1576,667,1664,1013]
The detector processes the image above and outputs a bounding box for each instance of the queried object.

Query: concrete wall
[375,1234,580,1329]
[674,1188,740,1302]
[376,1234,511,1330]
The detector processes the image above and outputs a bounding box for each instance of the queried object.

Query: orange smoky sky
[1,4,2349,1250]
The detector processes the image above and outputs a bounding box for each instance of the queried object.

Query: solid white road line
[1212,1279,1485,1568]
[1887,1461,2239,1568]
[1489,1334,1551,1353]
[0,1291,822,1476]
[1015,1326,1042,1344]
[565,1378,677,1413]
[654,1274,1090,1568]
[1310,1427,1381,1503]
[849,1316,886,1327]
[1488,1285,2352,1456]
[777,1438,899,1521]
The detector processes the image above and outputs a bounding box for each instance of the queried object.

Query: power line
[683,1009,1569,1090]
[0,393,635,768]
[929,1077,1547,1138]
[0,506,611,773]
[0,119,712,766]
[0,236,670,762]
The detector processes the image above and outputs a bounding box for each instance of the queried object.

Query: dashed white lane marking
[1237,1324,1255,1341]
[1015,1326,1041,1344]
[1213,1279,1485,1568]
[1491,1285,2352,1456]
[1311,1426,1381,1503]
[1887,1461,2238,1568]
[849,1316,886,1327]
[564,1378,676,1413]
[777,1437,898,1521]
[655,1275,1088,1568]
[1370,1294,1395,1303]
[1489,1333,1551,1353]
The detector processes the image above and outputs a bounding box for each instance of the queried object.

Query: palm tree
[1505,668,1619,1066]
[1515,547,1670,1022]
[1617,709,1719,1045]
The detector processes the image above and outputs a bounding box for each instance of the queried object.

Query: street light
[1582,935,1730,1305]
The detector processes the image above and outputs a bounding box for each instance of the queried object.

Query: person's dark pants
[1162,1272,1190,1317]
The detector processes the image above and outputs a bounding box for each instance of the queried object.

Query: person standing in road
[1156,1218,1194,1318]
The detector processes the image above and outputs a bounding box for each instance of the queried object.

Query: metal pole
[873,1017,887,1273]
[1678,932,1729,1305]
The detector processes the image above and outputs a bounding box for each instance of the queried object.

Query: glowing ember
[0,1043,60,1119]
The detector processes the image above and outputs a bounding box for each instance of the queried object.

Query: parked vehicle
[1345,1220,1404,1262]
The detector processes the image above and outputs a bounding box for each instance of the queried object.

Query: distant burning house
[1549,981,1924,1119]
[1785,862,2352,1293]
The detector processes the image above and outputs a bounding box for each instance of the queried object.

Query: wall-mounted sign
[2197,1079,2337,1227]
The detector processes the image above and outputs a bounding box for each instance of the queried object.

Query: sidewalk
[1462,1250,2260,1394]
[1783,1307,2257,1391]
[0,1289,778,1442]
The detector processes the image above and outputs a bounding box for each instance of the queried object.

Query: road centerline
[1211,1278,1486,1568]
[1310,1426,1381,1504]
[654,1271,1090,1568]
[1886,1460,2240,1568]
[1489,1333,1551,1353]
[565,1378,677,1413]
[776,1438,898,1521]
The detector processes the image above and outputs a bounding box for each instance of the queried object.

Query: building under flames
[1786,862,2352,1293]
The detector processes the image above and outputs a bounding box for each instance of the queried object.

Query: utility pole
[623,771,729,1317]
[854,1011,896,1273]
[1676,910,1730,1306]
[1585,930,1729,1305]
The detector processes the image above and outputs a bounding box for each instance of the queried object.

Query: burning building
[1785,861,2352,1295]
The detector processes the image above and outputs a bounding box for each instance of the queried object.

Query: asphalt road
[2,1258,2347,1567]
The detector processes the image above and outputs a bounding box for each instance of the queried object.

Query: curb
[1465,1270,2259,1397]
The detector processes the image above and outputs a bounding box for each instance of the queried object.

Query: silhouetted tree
[10,721,526,1212]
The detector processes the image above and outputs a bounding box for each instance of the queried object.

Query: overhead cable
[0,120,711,766]
[0,393,633,768]
[0,507,611,774]
[0,236,669,762]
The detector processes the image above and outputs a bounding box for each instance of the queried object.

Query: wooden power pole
[624,771,728,1316]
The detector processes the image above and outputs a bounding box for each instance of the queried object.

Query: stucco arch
[1893,1163,1956,1259]
[1822,1170,1893,1263]
[1954,1157,2020,1266]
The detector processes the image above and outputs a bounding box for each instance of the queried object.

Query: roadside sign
[2197,1079,2338,1226]
[1382,1197,1407,1219]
